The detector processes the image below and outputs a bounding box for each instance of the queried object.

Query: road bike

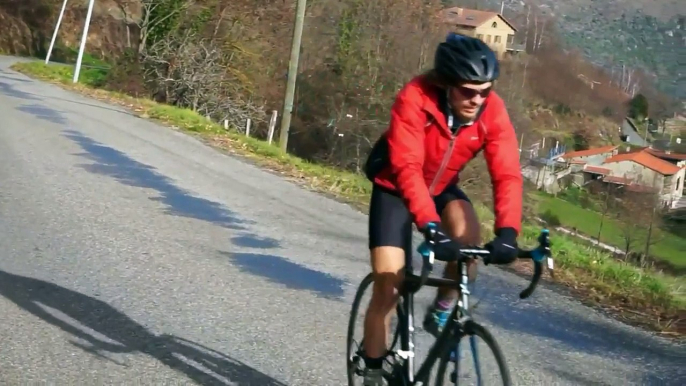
[347,228,553,385]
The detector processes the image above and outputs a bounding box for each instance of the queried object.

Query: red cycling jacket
[370,75,523,234]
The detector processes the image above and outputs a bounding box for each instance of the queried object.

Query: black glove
[484,227,519,265]
[423,222,461,261]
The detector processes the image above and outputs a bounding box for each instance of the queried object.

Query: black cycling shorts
[368,183,471,255]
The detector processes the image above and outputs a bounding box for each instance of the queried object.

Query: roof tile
[443,7,517,31]
[560,145,619,160]
[584,165,611,175]
[604,150,682,175]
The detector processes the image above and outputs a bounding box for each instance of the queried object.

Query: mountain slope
[498,0,684,99]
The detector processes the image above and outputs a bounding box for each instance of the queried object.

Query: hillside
[0,0,137,58]
[500,0,684,100]
[553,2,684,100]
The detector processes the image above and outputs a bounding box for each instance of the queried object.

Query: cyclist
[361,33,523,385]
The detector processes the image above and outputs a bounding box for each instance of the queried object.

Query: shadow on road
[0,79,42,101]
[0,269,286,385]
[219,251,346,300]
[62,130,249,230]
[1,71,136,117]
[17,103,69,125]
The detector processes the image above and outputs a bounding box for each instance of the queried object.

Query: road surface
[0,56,684,385]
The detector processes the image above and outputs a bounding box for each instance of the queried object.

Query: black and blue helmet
[434,32,500,84]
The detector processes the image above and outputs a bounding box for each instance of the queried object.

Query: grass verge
[11,61,686,338]
[537,193,686,270]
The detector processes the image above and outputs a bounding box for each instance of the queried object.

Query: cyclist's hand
[484,227,518,265]
[423,222,461,261]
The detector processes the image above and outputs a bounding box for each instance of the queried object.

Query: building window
[492,22,498,28]
[486,35,492,43]
[477,34,483,40]
[494,35,501,43]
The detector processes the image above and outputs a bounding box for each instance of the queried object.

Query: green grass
[11,61,686,332]
[43,44,110,68]
[16,61,108,88]
[537,193,686,269]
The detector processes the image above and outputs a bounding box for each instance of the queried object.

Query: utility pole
[278,0,307,152]
[643,117,650,146]
[73,0,96,83]
[46,0,69,64]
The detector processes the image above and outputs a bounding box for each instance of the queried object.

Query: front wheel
[434,320,511,386]
[346,273,402,386]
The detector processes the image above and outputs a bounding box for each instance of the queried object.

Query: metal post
[46,0,69,64]
[518,133,524,160]
[278,0,307,152]
[268,110,278,144]
[643,117,649,146]
[73,0,96,83]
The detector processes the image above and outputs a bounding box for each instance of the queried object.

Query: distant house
[603,149,685,206]
[442,7,518,59]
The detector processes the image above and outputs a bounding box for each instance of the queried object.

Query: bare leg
[362,246,405,361]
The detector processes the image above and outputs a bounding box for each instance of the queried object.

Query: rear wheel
[347,273,402,385]
[434,320,511,386]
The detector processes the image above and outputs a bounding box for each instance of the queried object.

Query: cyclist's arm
[387,89,440,229]
[483,96,523,235]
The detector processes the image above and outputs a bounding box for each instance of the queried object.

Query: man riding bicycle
[361,33,523,385]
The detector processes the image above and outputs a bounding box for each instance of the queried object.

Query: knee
[368,246,405,312]
[458,225,481,247]
[443,201,481,246]
[370,272,402,312]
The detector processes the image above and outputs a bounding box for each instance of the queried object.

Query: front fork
[399,291,416,384]
[450,261,482,385]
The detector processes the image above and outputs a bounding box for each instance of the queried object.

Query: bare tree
[291,0,445,167]
[596,182,621,244]
[142,29,264,128]
[115,0,193,55]
[616,198,647,257]
[615,183,665,263]
[641,176,666,263]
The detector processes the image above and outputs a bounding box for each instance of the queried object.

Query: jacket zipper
[428,132,458,196]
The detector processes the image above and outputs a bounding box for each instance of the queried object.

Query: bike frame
[349,229,549,386]
[394,258,474,386]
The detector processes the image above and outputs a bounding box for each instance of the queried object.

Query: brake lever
[519,229,552,299]
[540,230,555,279]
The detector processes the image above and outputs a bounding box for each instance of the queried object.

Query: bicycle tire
[434,320,512,386]
[346,273,402,386]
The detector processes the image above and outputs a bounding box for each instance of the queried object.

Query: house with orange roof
[602,149,685,208]
[442,7,519,59]
[542,145,685,203]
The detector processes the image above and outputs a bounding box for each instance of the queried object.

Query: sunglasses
[454,85,492,99]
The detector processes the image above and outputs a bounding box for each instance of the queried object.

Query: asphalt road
[0,56,684,385]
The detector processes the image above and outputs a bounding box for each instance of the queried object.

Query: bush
[540,209,561,227]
